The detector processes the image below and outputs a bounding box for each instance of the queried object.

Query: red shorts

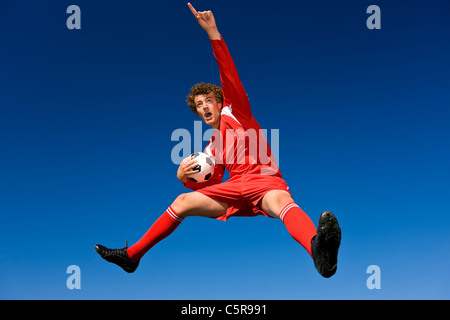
[196,174,290,221]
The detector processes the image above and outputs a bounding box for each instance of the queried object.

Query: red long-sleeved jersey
[184,37,281,191]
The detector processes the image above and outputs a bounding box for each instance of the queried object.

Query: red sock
[280,203,317,257]
[127,206,183,261]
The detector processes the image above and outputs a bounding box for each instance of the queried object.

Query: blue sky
[1,0,449,299]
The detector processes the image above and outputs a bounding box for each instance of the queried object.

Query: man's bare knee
[171,192,227,219]
[171,193,192,218]
[261,190,294,218]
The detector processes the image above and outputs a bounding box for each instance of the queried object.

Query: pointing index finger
[187,3,198,18]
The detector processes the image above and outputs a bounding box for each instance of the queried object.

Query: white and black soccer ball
[189,152,215,183]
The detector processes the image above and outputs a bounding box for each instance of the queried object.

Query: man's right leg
[95,192,227,272]
[127,192,228,261]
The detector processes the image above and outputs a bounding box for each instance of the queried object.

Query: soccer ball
[189,152,215,183]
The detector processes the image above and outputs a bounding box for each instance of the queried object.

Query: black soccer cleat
[311,211,341,278]
[94,242,139,273]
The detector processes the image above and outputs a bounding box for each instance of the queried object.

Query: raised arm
[188,3,221,40]
[187,3,253,122]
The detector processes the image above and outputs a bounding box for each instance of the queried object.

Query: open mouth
[204,112,212,120]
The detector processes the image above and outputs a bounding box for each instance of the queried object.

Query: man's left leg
[260,190,317,256]
[260,189,341,278]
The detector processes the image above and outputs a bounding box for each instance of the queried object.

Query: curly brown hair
[186,82,223,115]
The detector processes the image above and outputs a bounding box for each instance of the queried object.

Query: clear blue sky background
[1,0,449,299]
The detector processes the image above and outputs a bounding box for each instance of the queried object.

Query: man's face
[194,92,222,129]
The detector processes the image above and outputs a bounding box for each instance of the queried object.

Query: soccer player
[95,3,341,278]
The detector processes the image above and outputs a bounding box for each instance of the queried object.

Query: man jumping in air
[95,3,341,278]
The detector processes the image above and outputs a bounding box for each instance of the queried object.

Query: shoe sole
[316,211,341,278]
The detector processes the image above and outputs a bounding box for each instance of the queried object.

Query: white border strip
[279,203,299,222]
[167,207,184,222]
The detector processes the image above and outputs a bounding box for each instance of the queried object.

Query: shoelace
[104,240,129,258]
[104,247,127,257]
